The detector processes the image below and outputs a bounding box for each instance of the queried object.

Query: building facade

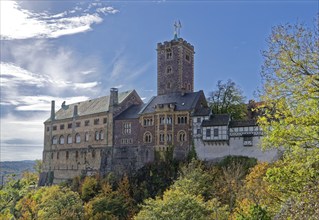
[40,35,278,185]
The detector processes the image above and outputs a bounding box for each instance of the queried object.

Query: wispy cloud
[0,1,119,40]
[1,62,100,92]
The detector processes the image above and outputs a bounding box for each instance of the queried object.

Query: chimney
[73,105,78,117]
[50,100,55,121]
[109,88,119,108]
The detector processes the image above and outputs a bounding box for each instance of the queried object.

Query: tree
[135,188,228,220]
[258,20,319,149]
[37,186,84,220]
[208,79,247,119]
[81,176,100,202]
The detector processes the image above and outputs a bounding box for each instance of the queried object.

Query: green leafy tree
[0,172,37,219]
[85,179,134,220]
[135,188,228,220]
[37,185,84,220]
[258,20,319,150]
[208,79,247,119]
[81,176,100,202]
[171,159,215,200]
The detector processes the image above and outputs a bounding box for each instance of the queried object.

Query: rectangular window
[123,122,131,134]
[94,118,99,125]
[103,118,107,124]
[214,128,219,137]
[85,120,90,126]
[60,124,64,130]
[160,117,165,125]
[243,136,253,146]
[197,129,201,134]
[68,123,72,129]
[76,122,81,128]
[197,117,201,123]
[53,125,57,131]
[46,127,50,132]
[206,129,211,137]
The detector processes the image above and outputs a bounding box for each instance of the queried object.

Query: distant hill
[0,160,36,185]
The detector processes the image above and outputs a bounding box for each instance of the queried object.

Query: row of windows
[121,138,133,145]
[50,149,96,160]
[144,118,153,126]
[165,48,191,62]
[177,116,188,124]
[159,116,172,125]
[159,133,172,142]
[52,130,104,145]
[144,131,187,143]
[143,115,187,126]
[123,122,131,135]
[48,118,107,132]
[206,128,219,137]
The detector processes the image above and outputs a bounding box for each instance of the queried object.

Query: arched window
[159,133,165,142]
[167,133,172,142]
[99,130,104,140]
[59,135,64,144]
[95,131,99,141]
[75,133,81,143]
[52,136,58,145]
[67,134,72,144]
[144,132,152,143]
[85,132,89,142]
[178,131,186,142]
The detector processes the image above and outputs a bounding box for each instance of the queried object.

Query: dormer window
[166,48,172,60]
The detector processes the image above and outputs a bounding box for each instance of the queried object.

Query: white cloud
[0,1,119,40]
[0,62,100,92]
[74,82,99,89]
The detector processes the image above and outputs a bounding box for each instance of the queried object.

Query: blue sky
[0,0,317,161]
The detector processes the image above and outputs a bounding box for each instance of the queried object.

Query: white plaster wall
[194,136,279,162]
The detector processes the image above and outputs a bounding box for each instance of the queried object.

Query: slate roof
[192,107,211,116]
[229,119,257,127]
[201,114,230,126]
[46,90,133,122]
[115,104,145,120]
[139,91,204,114]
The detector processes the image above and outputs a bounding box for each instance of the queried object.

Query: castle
[40,31,278,185]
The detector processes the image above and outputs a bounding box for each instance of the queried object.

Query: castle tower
[156,29,195,96]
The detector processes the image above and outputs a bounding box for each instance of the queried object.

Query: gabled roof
[229,119,257,127]
[46,90,134,122]
[192,107,211,116]
[115,104,145,120]
[139,91,204,114]
[201,114,230,126]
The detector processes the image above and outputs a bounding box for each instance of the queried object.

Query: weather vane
[174,20,182,40]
